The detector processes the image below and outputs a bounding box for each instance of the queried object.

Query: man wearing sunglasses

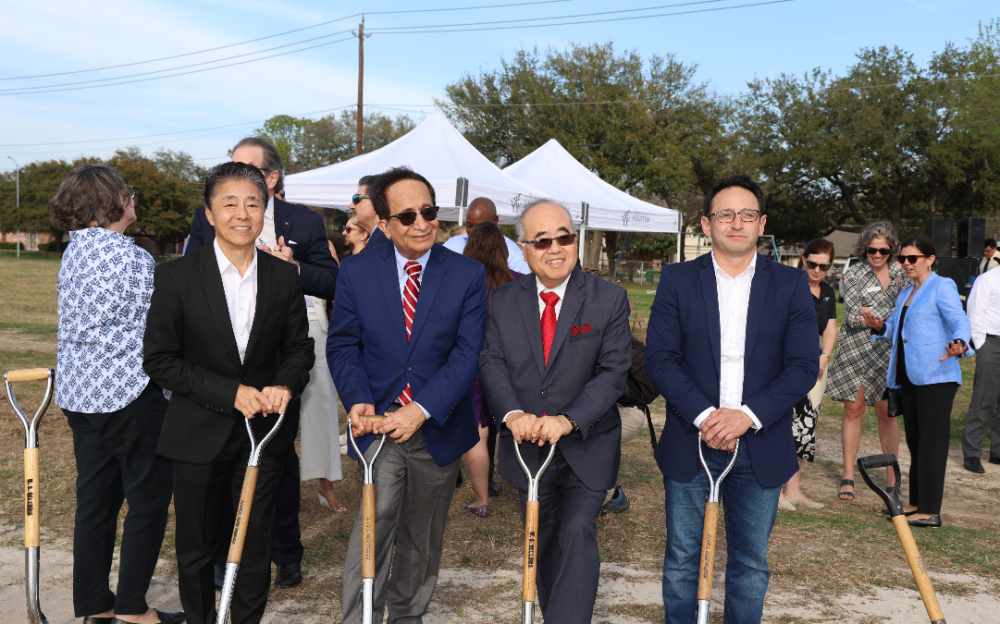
[328,166,487,624]
[350,174,390,252]
[479,199,632,624]
[184,137,340,590]
[645,175,818,623]
[442,197,531,274]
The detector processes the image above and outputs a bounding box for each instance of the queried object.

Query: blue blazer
[479,269,632,492]
[327,242,486,466]
[645,253,819,488]
[872,271,973,388]
[185,197,339,301]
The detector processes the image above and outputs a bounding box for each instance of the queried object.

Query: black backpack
[617,336,661,451]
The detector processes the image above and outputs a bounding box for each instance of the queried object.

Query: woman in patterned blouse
[50,165,183,624]
[825,221,911,501]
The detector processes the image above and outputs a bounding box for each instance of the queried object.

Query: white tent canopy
[284,112,554,224]
[504,139,680,234]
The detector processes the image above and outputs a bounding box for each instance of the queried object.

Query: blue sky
[0,0,995,170]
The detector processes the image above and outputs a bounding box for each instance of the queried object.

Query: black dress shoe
[488,479,500,496]
[908,515,943,528]
[989,455,1000,465]
[83,618,113,624]
[214,563,225,591]
[964,457,986,474]
[275,561,303,588]
[110,612,185,624]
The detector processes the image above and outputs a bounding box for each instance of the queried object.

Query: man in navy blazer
[185,137,339,589]
[480,200,632,624]
[645,176,818,624]
[328,167,485,624]
[350,174,390,253]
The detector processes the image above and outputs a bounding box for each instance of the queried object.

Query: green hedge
[0,242,23,250]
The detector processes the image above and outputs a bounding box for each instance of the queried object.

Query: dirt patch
[0,330,56,356]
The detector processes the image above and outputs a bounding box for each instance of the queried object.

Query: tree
[298,110,416,170]
[253,115,308,173]
[0,159,75,240]
[437,43,731,263]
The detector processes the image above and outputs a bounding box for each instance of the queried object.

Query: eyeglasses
[521,233,577,250]
[343,225,366,234]
[352,194,370,205]
[867,247,891,256]
[127,185,136,199]
[898,254,928,265]
[387,206,439,226]
[804,260,831,271]
[707,209,761,223]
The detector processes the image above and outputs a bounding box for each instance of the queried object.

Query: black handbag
[885,388,903,418]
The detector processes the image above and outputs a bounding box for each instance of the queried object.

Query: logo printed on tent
[511,193,523,214]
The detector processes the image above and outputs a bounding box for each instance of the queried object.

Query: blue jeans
[662,439,780,624]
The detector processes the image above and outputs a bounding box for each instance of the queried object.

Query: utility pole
[351,15,372,157]
[7,156,19,259]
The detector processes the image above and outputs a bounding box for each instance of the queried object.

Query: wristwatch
[559,413,580,433]
[820,352,830,358]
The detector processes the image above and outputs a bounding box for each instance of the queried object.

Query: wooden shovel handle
[362,483,376,579]
[697,501,720,601]
[892,516,946,623]
[227,465,259,564]
[24,448,39,548]
[6,368,51,383]
[522,500,540,602]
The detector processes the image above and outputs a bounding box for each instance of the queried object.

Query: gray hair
[852,220,901,260]
[233,136,284,194]
[515,198,575,242]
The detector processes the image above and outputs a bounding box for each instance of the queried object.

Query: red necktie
[540,291,560,367]
[398,261,422,405]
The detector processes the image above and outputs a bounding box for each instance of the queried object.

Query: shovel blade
[25,546,47,624]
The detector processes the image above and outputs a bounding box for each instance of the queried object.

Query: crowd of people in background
[45,134,992,624]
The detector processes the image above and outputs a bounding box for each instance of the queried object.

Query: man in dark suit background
[479,199,632,624]
[185,137,338,588]
[645,176,818,623]
[328,167,486,623]
[350,174,390,252]
[144,162,314,624]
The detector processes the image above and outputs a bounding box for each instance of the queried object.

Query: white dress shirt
[967,265,1000,350]
[442,232,532,274]
[214,240,258,363]
[692,252,762,431]
[503,273,572,423]
[979,254,1000,275]
[394,246,432,419]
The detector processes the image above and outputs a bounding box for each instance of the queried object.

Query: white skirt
[299,316,342,482]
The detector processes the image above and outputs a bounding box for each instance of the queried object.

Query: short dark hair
[986,238,997,249]
[233,136,284,194]
[702,175,766,217]
[799,238,835,268]
[204,162,269,208]
[358,174,378,188]
[900,235,937,258]
[370,167,436,220]
[48,164,130,231]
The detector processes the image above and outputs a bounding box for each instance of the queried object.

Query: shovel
[513,439,557,624]
[217,412,286,624]
[696,431,740,624]
[347,416,388,624]
[857,454,946,624]
[4,367,55,624]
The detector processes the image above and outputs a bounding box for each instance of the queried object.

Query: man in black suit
[144,162,314,624]
[185,137,338,588]
[479,199,632,624]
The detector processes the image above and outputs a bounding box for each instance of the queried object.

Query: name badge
[865,286,881,293]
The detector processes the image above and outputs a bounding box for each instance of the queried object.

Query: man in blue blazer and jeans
[328,167,486,624]
[645,176,818,624]
[185,137,340,589]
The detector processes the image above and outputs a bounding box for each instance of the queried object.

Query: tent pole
[455,177,469,226]
[578,202,589,267]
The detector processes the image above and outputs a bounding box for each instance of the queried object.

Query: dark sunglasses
[387,206,439,226]
[352,194,370,205]
[898,254,928,265]
[521,233,577,250]
[804,260,831,271]
[343,225,366,234]
[867,247,891,256]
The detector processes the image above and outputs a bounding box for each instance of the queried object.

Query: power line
[0,0,586,82]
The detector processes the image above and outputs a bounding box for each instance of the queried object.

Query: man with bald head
[443,197,530,274]
[479,199,632,624]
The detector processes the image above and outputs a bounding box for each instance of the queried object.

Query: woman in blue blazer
[860,236,971,528]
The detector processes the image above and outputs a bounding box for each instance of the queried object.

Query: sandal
[838,479,855,501]
[318,491,347,512]
[465,502,491,517]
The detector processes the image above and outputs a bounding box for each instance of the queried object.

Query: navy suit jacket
[327,242,486,466]
[185,197,339,301]
[645,253,819,488]
[479,269,632,492]
[362,227,390,253]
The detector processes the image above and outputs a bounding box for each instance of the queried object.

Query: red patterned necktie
[540,291,560,367]
[397,261,422,405]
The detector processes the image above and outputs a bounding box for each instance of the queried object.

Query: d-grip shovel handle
[226,412,285,565]
[856,454,904,516]
[513,441,557,619]
[347,417,387,583]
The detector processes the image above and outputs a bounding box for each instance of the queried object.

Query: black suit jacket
[144,246,314,464]
[479,269,632,491]
[185,197,339,301]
